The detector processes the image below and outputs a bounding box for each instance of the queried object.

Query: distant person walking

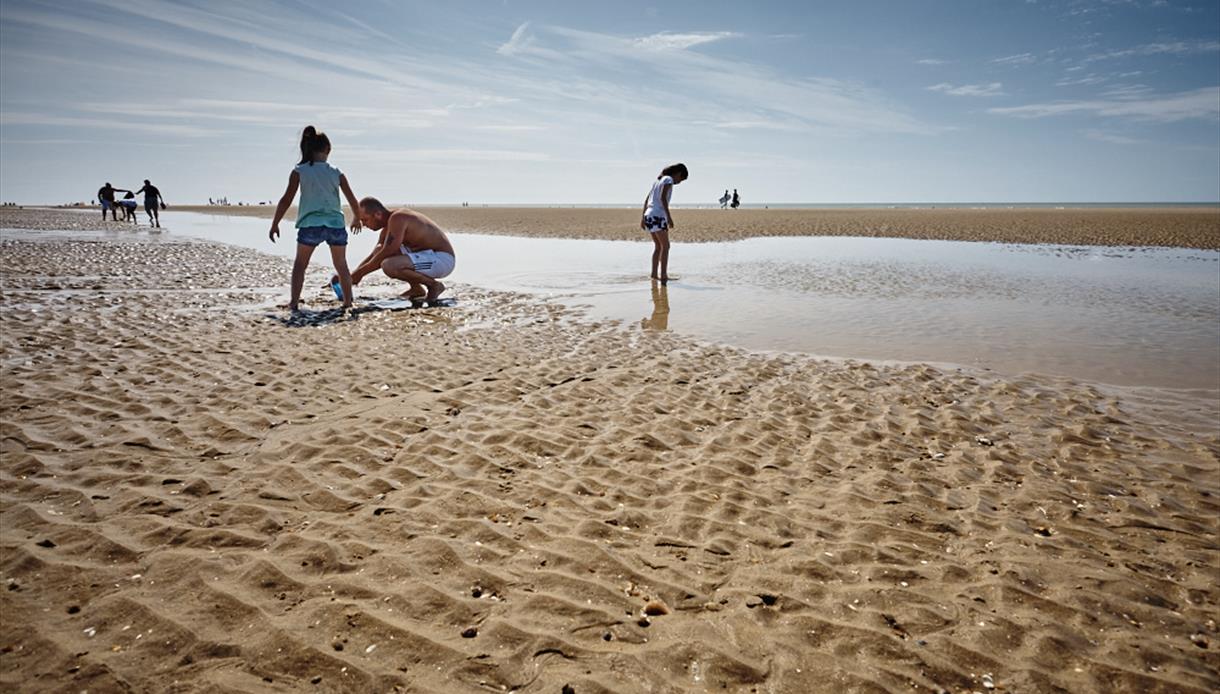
[639,162,688,285]
[96,182,129,221]
[719,189,730,209]
[730,188,740,209]
[268,126,363,312]
[135,179,166,228]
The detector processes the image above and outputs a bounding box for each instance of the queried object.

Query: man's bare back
[388,209,454,256]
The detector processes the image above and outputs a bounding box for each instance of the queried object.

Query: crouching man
[348,197,455,304]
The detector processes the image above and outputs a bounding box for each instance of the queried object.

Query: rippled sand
[2,209,1218,692]
[168,204,1220,249]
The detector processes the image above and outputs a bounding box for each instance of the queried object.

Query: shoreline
[50,203,1220,249]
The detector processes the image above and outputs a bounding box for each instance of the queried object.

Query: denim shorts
[297,226,348,247]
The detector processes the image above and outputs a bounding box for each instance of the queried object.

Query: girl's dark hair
[299,125,331,166]
[659,163,688,180]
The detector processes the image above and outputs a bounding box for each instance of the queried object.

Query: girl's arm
[339,174,362,233]
[269,171,300,242]
[661,183,674,228]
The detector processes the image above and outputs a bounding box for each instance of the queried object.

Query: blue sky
[1,0,1217,204]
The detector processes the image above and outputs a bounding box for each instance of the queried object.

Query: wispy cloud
[1086,40,1220,62]
[472,124,547,132]
[498,22,537,56]
[1055,73,1109,87]
[992,53,1038,65]
[928,82,1006,97]
[631,31,738,51]
[1082,128,1145,144]
[916,58,950,65]
[496,24,937,135]
[343,147,551,163]
[0,111,225,137]
[989,86,1220,122]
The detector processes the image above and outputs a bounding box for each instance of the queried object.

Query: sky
[1,0,1218,205]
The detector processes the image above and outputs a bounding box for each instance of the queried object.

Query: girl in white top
[639,162,688,285]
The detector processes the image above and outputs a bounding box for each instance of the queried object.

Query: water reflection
[641,281,670,331]
[151,213,1220,389]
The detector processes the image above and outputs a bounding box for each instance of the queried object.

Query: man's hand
[269,224,280,243]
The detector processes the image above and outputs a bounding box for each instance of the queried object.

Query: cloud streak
[1087,40,1220,61]
[928,82,1006,97]
[631,31,738,51]
[989,87,1220,122]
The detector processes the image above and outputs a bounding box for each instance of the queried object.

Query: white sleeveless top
[644,175,674,219]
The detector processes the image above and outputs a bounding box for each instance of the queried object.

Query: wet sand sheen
[2,209,1218,692]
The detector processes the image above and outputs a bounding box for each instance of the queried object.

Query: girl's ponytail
[659,162,689,180]
[299,125,330,166]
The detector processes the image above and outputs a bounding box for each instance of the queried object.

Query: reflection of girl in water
[730,188,740,209]
[640,282,669,331]
[639,162,688,285]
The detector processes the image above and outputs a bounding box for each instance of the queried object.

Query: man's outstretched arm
[352,218,405,283]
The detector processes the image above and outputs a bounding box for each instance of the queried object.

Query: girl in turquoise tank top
[269,125,363,311]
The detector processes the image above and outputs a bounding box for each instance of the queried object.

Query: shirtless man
[349,197,455,303]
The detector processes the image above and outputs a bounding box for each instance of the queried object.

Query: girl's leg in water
[650,231,663,280]
[655,229,670,284]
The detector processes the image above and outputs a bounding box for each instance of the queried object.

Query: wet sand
[2,208,1219,693]
[171,204,1220,249]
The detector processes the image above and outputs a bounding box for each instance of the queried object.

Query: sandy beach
[2,208,1218,693]
[170,204,1220,249]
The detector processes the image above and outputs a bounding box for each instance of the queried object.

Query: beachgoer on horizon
[731,188,740,209]
[96,182,129,221]
[269,125,363,312]
[346,198,456,304]
[719,189,730,209]
[135,179,166,228]
[639,162,688,285]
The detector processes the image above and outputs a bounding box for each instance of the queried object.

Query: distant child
[639,162,688,284]
[269,125,362,311]
[118,191,139,223]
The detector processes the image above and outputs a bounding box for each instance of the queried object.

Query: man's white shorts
[401,248,455,279]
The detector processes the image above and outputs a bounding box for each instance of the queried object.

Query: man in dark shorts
[96,182,129,221]
[135,179,165,228]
